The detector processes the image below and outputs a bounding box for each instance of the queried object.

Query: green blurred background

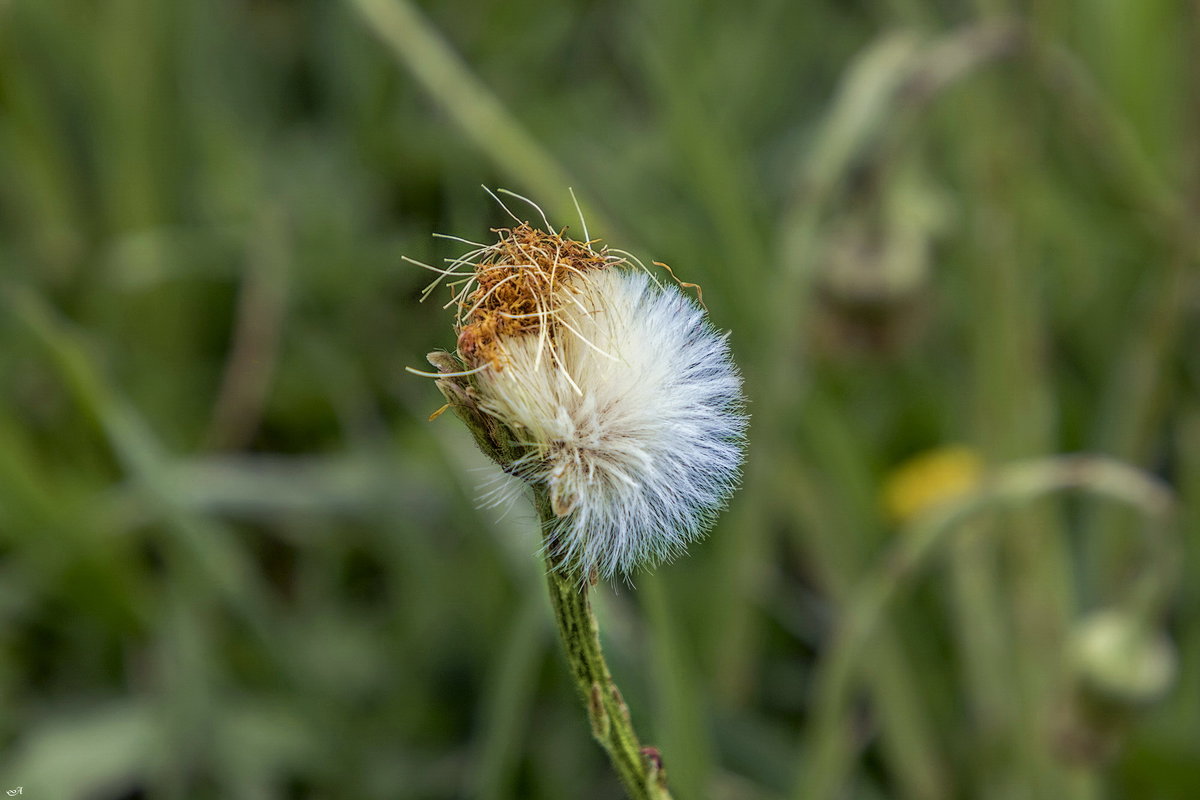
[1,0,1198,798]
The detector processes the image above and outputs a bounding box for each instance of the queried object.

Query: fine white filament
[473,269,747,579]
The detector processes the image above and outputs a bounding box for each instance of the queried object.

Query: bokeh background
[1,0,1198,798]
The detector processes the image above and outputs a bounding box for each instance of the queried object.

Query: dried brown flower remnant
[407,191,747,583]
[454,223,614,369]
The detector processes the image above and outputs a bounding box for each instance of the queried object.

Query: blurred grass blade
[345,0,616,236]
[0,701,157,799]
[472,588,549,800]
[642,572,715,800]
[795,455,1175,800]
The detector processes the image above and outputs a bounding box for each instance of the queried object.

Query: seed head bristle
[455,223,615,369]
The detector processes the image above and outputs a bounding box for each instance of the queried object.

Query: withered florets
[451,223,617,370]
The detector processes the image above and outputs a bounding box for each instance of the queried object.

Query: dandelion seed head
[420,201,747,579]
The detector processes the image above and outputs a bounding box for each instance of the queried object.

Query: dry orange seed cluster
[456,223,613,368]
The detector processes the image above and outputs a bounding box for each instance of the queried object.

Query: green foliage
[0,0,1197,798]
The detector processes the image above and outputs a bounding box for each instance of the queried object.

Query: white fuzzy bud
[414,210,747,579]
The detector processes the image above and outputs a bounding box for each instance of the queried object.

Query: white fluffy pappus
[474,267,747,579]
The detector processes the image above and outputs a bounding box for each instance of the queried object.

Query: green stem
[534,487,673,800]
[429,365,672,797]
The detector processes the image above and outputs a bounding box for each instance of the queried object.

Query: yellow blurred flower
[882,445,984,523]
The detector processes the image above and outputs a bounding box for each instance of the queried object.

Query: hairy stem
[534,487,673,800]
